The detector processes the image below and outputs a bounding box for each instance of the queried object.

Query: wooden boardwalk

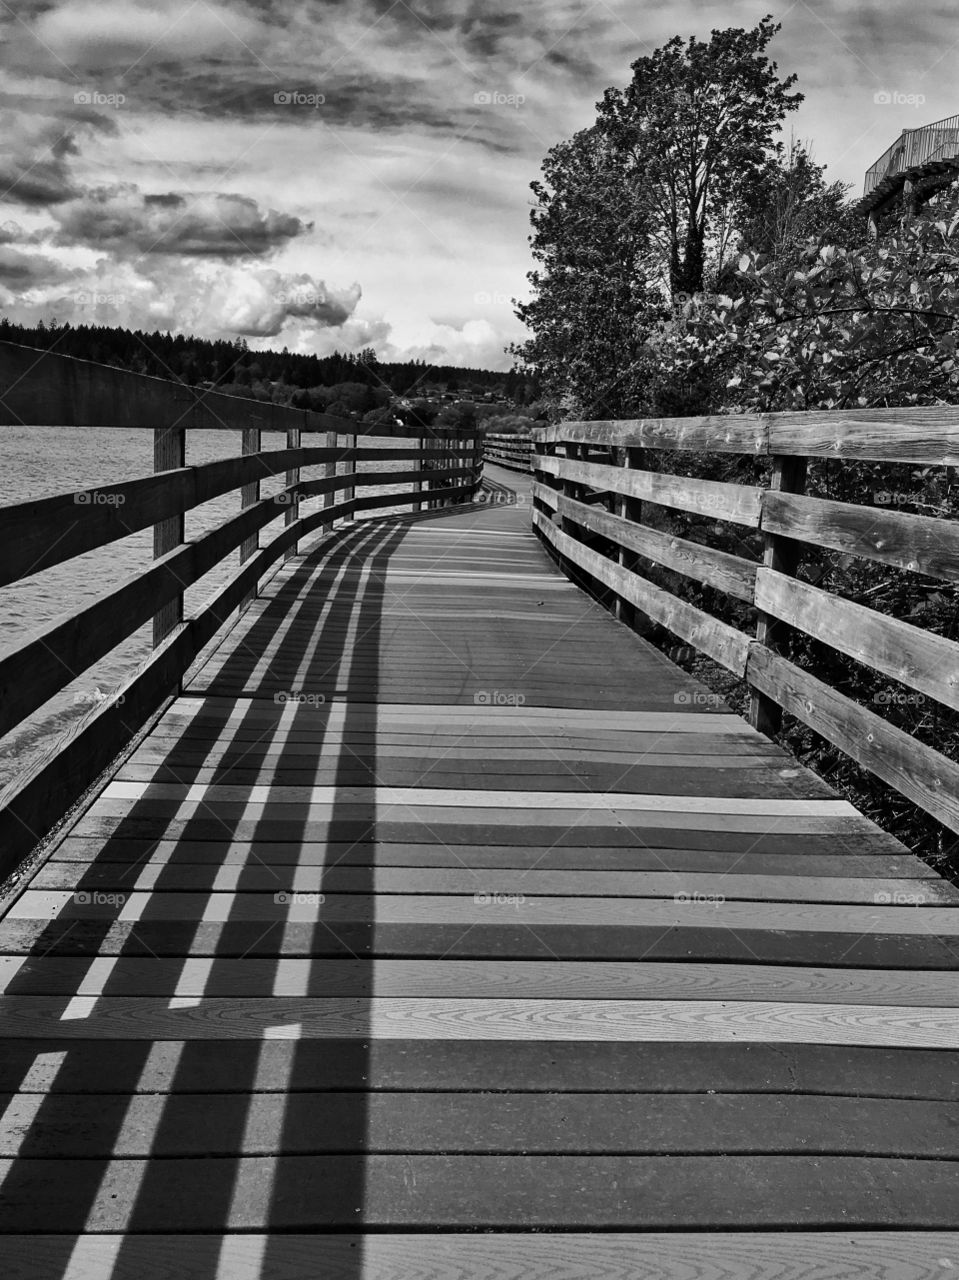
[1,464,959,1275]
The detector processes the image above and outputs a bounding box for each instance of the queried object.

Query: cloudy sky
[0,1,956,369]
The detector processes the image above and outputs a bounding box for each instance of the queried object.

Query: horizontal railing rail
[532,411,959,837]
[0,342,483,869]
[483,432,533,472]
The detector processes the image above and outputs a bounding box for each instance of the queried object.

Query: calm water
[0,427,414,793]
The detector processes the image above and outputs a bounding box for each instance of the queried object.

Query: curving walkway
[1,464,958,1277]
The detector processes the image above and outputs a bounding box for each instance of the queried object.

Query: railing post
[749,454,808,737]
[322,430,336,521]
[615,446,645,628]
[342,431,357,518]
[283,421,301,561]
[239,423,261,611]
[152,425,185,648]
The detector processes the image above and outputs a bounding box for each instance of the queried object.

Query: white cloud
[34,0,264,66]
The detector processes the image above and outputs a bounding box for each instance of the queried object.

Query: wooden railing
[0,342,482,868]
[532,411,959,836]
[483,432,533,472]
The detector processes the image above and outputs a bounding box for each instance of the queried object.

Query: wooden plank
[3,916,957,966]
[112,762,832,800]
[1,1039,954,1098]
[1,995,959,1045]
[538,406,959,464]
[2,1154,959,1228]
[50,837,924,875]
[28,860,951,903]
[537,456,763,527]
[548,490,758,601]
[0,1232,955,1279]
[746,643,959,834]
[3,957,957,1003]
[3,1092,958,1158]
[0,339,346,434]
[534,511,753,674]
[162,699,748,729]
[768,412,959,463]
[10,889,959,934]
[763,490,959,583]
[755,567,959,712]
[2,1039,956,1098]
[98,780,855,815]
[537,417,768,455]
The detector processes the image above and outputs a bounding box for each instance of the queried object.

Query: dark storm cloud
[0,107,118,208]
[52,186,312,257]
[0,244,76,287]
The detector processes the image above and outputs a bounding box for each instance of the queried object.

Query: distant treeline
[0,317,540,404]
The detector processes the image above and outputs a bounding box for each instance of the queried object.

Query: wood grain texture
[747,643,959,834]
[762,489,959,583]
[537,455,764,526]
[755,567,959,713]
[0,1232,955,1280]
[1,996,959,1046]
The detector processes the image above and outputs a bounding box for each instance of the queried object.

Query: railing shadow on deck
[0,514,423,1272]
[0,339,484,872]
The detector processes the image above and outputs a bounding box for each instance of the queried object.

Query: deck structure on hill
[1,463,958,1277]
[857,111,959,225]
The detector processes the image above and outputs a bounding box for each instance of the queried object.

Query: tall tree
[598,15,802,298]
[512,16,804,416]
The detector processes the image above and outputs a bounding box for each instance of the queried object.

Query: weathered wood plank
[3,1092,958,1157]
[3,1154,959,1228]
[3,916,956,966]
[0,1232,955,1280]
[1,995,959,1045]
[3,957,956,1003]
[547,490,758,600]
[762,490,959,582]
[2,1040,955,1098]
[537,407,959,464]
[746,644,959,834]
[10,889,959,934]
[537,455,763,527]
[755,568,959,713]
